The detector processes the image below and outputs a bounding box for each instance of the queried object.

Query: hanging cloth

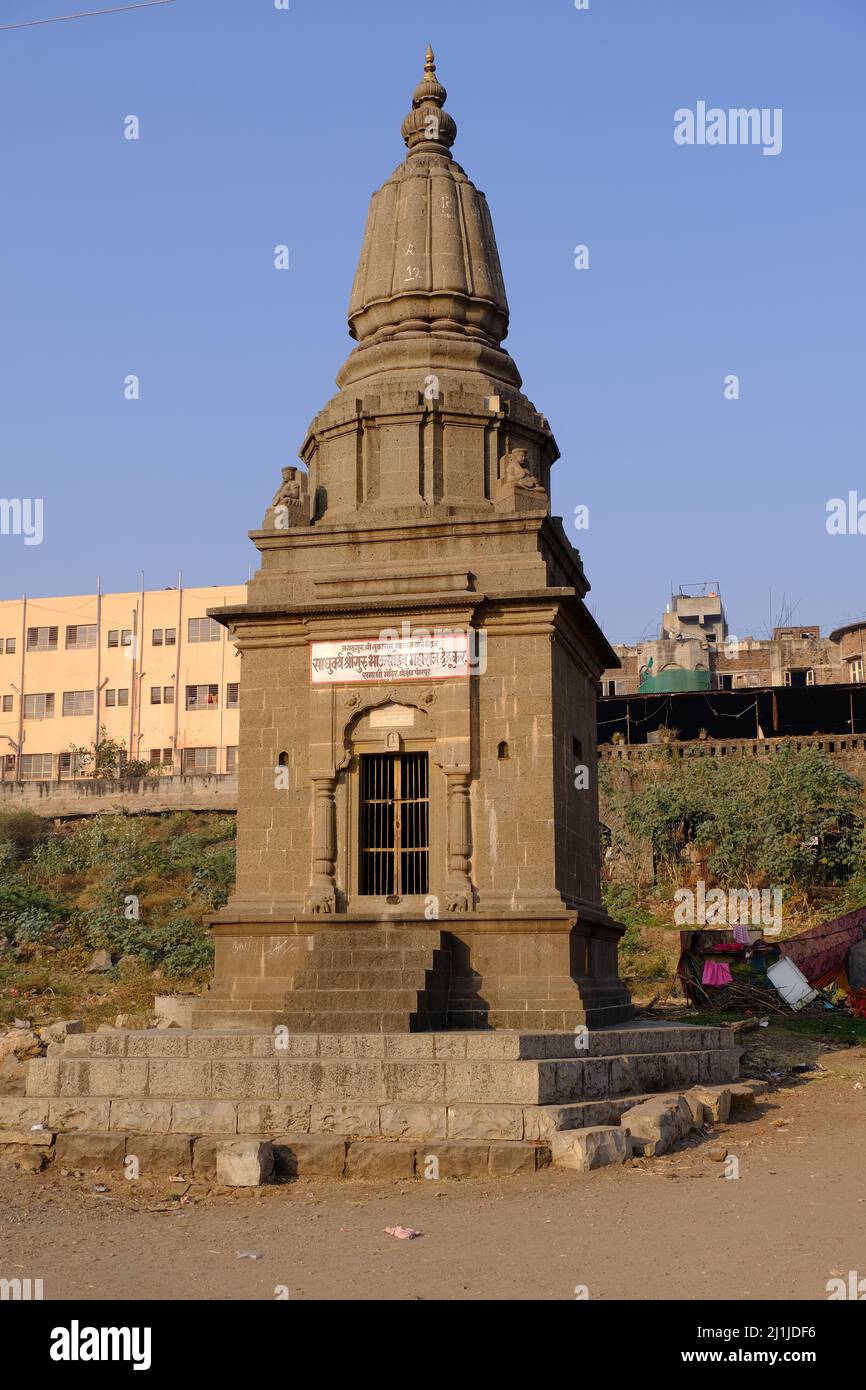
[702,959,733,987]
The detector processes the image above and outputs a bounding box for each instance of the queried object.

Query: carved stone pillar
[445,770,473,913]
[308,776,337,913]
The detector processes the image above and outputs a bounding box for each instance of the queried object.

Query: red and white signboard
[310,634,470,684]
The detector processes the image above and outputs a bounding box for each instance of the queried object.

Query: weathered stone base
[0,1127,551,1181]
[0,1022,746,1179]
[195,917,634,1032]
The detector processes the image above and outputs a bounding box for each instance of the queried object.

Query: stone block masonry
[0,1022,747,1181]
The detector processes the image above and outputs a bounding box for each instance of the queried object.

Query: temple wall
[233,640,311,905]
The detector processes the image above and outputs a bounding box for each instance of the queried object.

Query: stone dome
[347,48,510,351]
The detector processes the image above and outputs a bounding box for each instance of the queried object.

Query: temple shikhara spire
[201,48,634,1033]
[344,44,512,398]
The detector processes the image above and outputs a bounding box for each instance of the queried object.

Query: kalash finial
[401,44,457,155]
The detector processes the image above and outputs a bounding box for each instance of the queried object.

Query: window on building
[26,626,58,652]
[848,657,864,684]
[5,638,15,655]
[65,624,97,650]
[2,695,12,713]
[107,629,132,649]
[59,751,87,779]
[163,686,174,704]
[226,682,240,708]
[187,617,221,643]
[24,692,54,719]
[150,687,162,704]
[182,747,217,774]
[62,690,94,717]
[784,669,813,688]
[186,684,219,709]
[152,629,163,646]
[162,748,173,766]
[226,746,238,773]
[164,628,176,646]
[4,754,16,775]
[104,688,129,708]
[20,753,53,781]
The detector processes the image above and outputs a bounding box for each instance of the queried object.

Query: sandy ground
[2,1045,865,1302]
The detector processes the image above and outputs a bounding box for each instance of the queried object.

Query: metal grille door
[359,752,429,896]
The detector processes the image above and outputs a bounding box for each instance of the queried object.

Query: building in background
[0,584,245,781]
[600,584,864,698]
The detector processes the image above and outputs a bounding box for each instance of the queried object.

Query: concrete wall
[0,772,238,818]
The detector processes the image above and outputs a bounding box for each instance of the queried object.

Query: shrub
[151,916,214,976]
[188,847,235,908]
[0,811,49,862]
[12,908,57,944]
[601,744,865,889]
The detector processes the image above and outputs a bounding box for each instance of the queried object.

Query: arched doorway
[341,701,441,909]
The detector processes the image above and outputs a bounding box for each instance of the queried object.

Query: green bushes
[600,744,865,889]
[188,847,235,908]
[0,810,231,981]
[78,906,213,976]
[0,810,49,863]
[150,916,214,976]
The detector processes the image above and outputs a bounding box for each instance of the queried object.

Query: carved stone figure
[502,448,542,490]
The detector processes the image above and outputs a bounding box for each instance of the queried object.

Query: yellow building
[0,584,246,781]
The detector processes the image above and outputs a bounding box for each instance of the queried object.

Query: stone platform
[0,1023,744,1179]
[195,925,634,1033]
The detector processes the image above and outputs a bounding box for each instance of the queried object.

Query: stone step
[27,1045,739,1107]
[295,968,448,991]
[191,926,453,1033]
[301,928,445,952]
[58,1024,735,1060]
[254,987,446,1012]
[474,1006,636,1030]
[0,1125,550,1181]
[192,1009,441,1033]
[314,948,451,971]
[2,1080,762,1149]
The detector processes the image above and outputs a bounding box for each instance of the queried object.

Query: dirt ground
[2,1042,865,1302]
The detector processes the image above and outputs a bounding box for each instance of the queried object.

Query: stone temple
[10,54,742,1183]
[195,47,633,1033]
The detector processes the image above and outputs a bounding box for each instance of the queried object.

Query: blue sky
[0,0,863,645]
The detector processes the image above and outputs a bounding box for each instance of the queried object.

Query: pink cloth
[702,959,733,987]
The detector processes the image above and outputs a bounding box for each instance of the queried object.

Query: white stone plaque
[310,634,470,684]
[370,706,415,727]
